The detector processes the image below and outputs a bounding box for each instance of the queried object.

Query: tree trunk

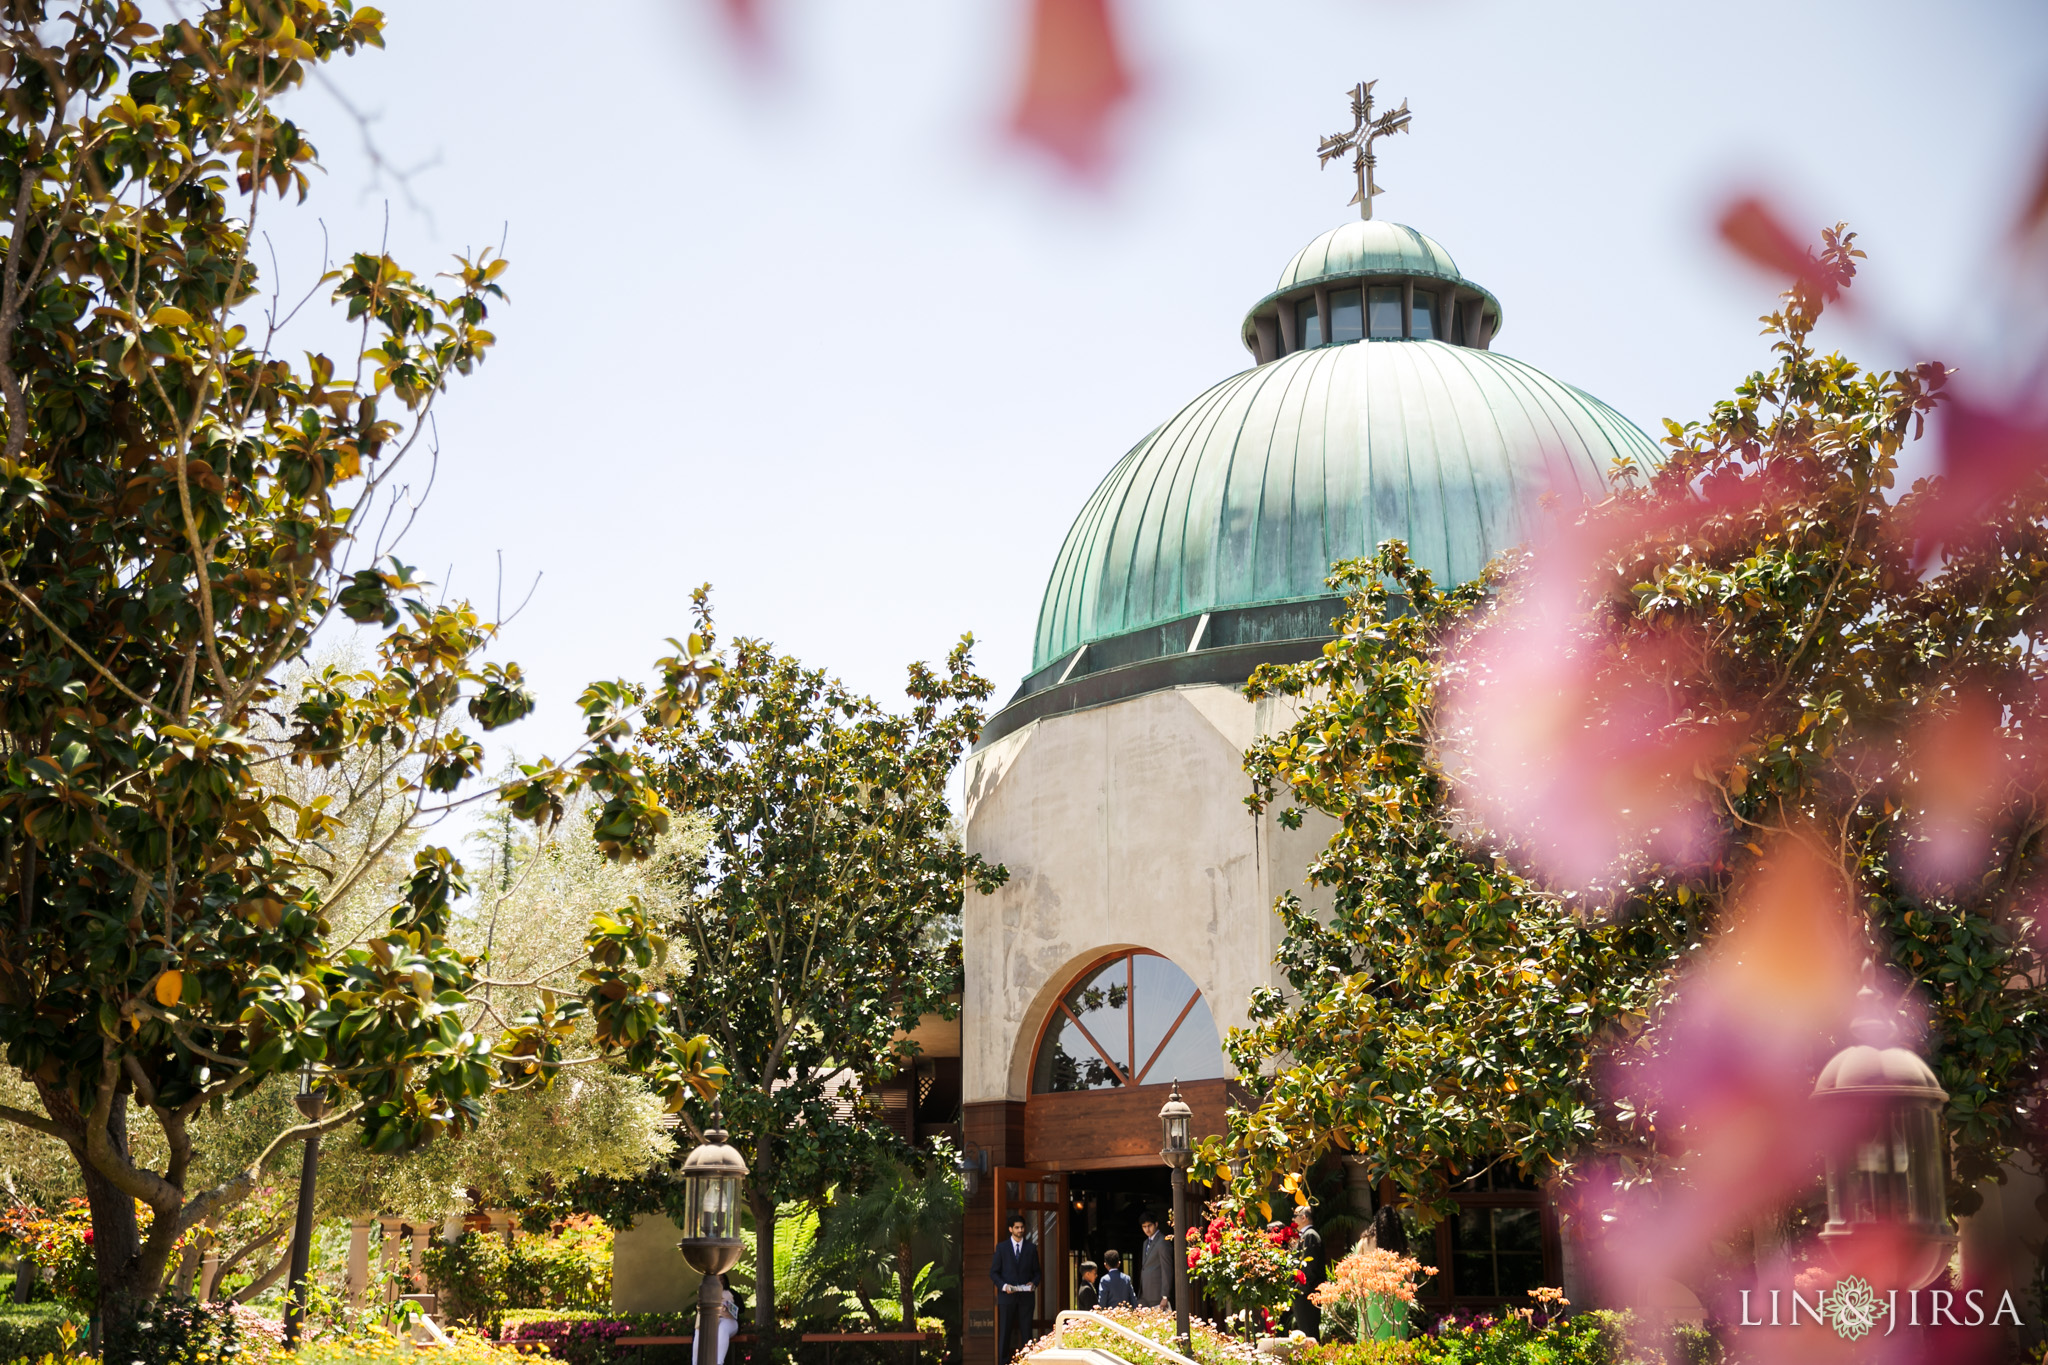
[81,1152,152,1349]
[231,1253,290,1305]
[897,1241,914,1330]
[749,1183,776,1331]
[172,1237,202,1298]
[43,1083,181,1349]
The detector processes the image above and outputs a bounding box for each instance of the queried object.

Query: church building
[957,87,1661,1348]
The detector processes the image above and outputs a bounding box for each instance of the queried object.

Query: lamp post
[283,1066,326,1347]
[1157,1082,1194,1358]
[677,1102,749,1365]
[1811,963,1955,1291]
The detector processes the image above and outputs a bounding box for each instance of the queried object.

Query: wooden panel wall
[961,1101,1025,1356]
[1023,1078,1236,1171]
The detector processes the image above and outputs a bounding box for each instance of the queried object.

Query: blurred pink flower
[1435,502,1745,893]
[1006,0,1132,176]
[1594,846,1865,1298]
[1895,689,2017,894]
[1912,397,2048,561]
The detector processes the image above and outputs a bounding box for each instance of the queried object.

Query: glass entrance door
[994,1167,1069,1335]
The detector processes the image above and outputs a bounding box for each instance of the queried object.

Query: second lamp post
[1158,1083,1194,1358]
[677,1104,749,1365]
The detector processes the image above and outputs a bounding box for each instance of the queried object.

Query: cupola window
[1368,286,1404,339]
[1328,288,1364,344]
[1297,298,1321,348]
[1411,290,1437,340]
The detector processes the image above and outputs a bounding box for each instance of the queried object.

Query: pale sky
[264,0,2048,778]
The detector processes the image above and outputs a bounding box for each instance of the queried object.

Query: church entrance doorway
[1066,1167,1175,1307]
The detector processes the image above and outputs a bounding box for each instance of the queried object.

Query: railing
[1052,1311,1198,1365]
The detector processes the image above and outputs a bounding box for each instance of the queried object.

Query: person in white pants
[716,1275,741,1365]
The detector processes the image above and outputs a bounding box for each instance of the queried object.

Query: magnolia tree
[642,633,1006,1330]
[1217,217,2048,1311]
[0,2,722,1335]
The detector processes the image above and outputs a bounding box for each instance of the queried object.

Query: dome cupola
[1240,220,1504,360]
[982,82,1659,748]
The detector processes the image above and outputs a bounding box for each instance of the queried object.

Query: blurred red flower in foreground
[1895,689,2016,896]
[1594,845,1864,1305]
[1435,508,1744,894]
[1006,0,1132,176]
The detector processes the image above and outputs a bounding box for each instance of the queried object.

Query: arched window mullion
[1134,988,1204,1086]
[1126,953,1137,1081]
[1059,998,1131,1087]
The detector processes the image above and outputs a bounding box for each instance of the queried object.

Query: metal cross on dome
[1318,80,1412,220]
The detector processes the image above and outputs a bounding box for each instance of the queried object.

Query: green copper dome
[1029,337,1657,672]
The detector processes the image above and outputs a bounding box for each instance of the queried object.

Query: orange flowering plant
[1309,1243,1433,1343]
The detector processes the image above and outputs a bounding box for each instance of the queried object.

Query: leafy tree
[643,633,1006,1328]
[815,1145,962,1329]
[1217,228,2048,1251]
[0,2,722,1335]
[1211,547,1691,1222]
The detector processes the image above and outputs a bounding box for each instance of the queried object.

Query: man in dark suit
[1138,1214,1171,1308]
[990,1214,1041,1364]
[1291,1204,1326,1338]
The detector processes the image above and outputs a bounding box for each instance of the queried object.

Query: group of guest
[993,1205,1327,1365]
[1073,1211,1175,1312]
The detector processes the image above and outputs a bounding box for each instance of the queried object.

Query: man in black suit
[990,1214,1041,1364]
[1291,1204,1326,1338]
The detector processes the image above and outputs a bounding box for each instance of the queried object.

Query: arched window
[1030,950,1225,1094]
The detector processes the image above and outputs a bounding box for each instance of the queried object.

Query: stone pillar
[487,1210,516,1246]
[1343,1156,1373,1222]
[199,1245,222,1303]
[440,1210,463,1245]
[378,1216,407,1303]
[346,1218,374,1310]
[611,1216,701,1313]
[408,1223,429,1286]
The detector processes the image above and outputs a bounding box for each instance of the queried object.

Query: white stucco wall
[960,682,1334,1106]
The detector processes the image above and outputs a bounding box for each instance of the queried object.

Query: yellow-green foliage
[288,1325,519,1365]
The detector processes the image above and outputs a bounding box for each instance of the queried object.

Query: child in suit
[1094,1250,1136,1310]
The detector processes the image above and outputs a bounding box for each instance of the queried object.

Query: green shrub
[427,1229,613,1328]
[503,1228,612,1310]
[102,1294,239,1365]
[1295,1308,1654,1365]
[1663,1323,1720,1365]
[0,1304,85,1360]
[423,1237,512,1332]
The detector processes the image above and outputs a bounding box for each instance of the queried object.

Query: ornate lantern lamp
[1157,1082,1195,1356]
[1811,965,1955,1291]
[678,1102,749,1365]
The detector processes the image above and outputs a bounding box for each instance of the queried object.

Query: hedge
[0,1304,82,1360]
